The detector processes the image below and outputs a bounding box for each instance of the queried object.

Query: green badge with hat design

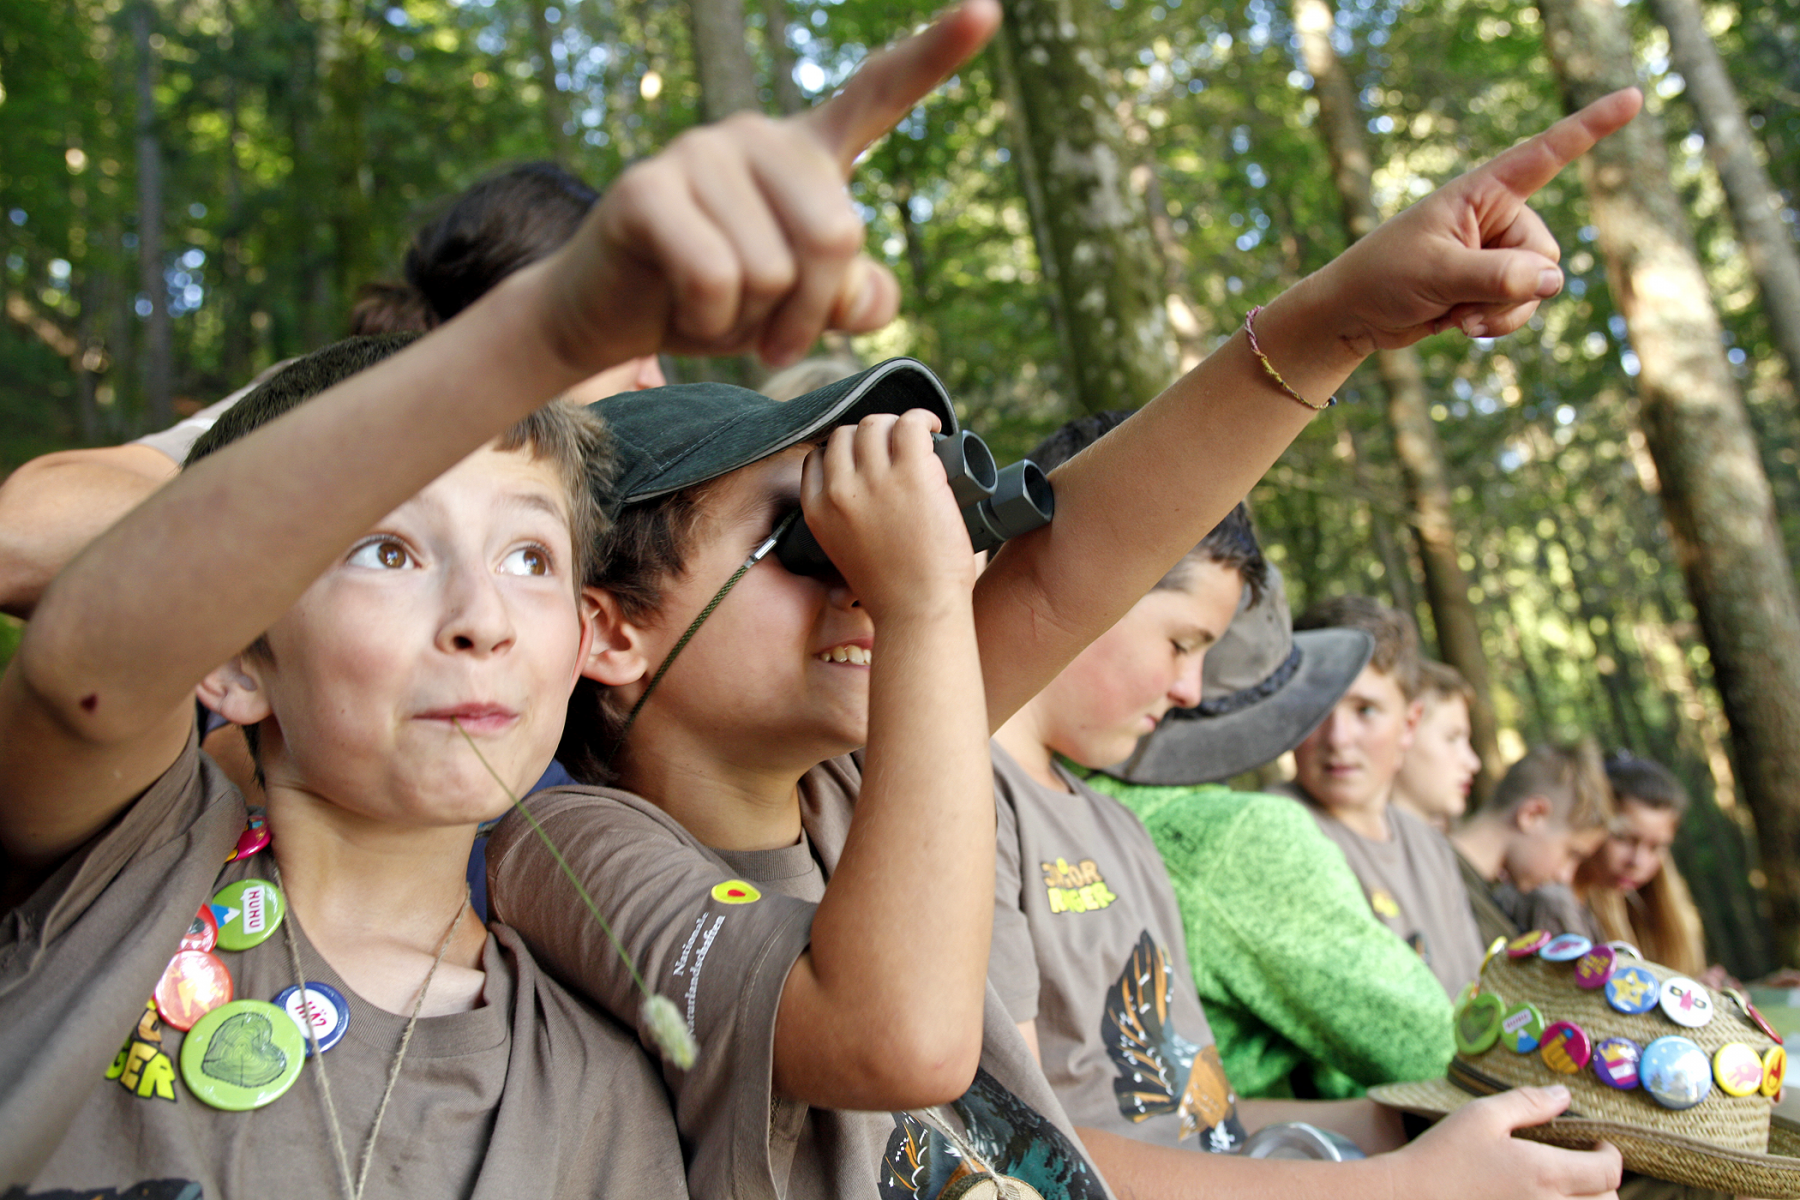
[180,998,305,1110]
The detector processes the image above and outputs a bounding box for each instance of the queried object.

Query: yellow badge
[711,880,761,905]
[1370,889,1401,919]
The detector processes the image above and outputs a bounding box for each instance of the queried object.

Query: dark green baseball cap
[591,357,960,517]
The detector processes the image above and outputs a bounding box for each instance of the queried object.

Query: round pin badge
[1765,1046,1787,1099]
[1714,1043,1766,1097]
[210,878,286,952]
[1605,964,1660,1015]
[273,982,350,1056]
[1506,930,1550,958]
[1540,1021,1593,1073]
[1455,992,1506,1055]
[227,823,271,863]
[1574,945,1616,990]
[1500,1000,1547,1053]
[1660,976,1715,1029]
[179,904,219,952]
[1642,1036,1713,1110]
[1592,1037,1643,1090]
[1539,933,1592,963]
[1605,939,1643,959]
[1729,991,1785,1046]
[180,998,306,1111]
[1454,981,1477,1011]
[154,949,234,1031]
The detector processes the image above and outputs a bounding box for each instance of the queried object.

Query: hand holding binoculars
[774,430,1055,578]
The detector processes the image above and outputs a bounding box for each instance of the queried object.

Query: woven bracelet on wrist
[1244,304,1336,412]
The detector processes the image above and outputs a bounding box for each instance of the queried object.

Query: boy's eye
[499,545,552,577]
[348,539,415,570]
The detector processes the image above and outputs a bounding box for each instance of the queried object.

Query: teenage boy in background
[1390,660,1483,834]
[1273,596,1485,997]
[0,8,990,1192]
[1450,742,1614,946]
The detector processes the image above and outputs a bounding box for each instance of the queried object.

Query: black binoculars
[774,430,1056,578]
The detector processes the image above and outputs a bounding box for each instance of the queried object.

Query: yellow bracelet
[1244,305,1336,412]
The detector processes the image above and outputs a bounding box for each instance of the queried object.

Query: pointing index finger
[1477,87,1643,203]
[801,0,1003,176]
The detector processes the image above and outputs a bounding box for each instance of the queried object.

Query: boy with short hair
[1450,742,1614,946]
[0,20,951,1189]
[490,82,1638,1200]
[1273,596,1485,997]
[1391,660,1483,834]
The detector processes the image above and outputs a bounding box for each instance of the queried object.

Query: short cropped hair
[1418,659,1475,709]
[1028,410,1268,601]
[1487,741,1613,831]
[1294,594,1421,698]
[1604,750,1690,818]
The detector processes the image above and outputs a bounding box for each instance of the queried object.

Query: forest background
[1,0,1798,975]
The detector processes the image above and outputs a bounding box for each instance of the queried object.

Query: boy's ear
[581,586,652,687]
[1397,696,1425,750]
[1515,794,1553,834]
[196,654,273,729]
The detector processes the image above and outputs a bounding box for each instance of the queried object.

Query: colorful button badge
[1506,930,1550,958]
[1592,1037,1643,1090]
[154,949,234,1031]
[1660,976,1715,1029]
[1539,933,1592,963]
[273,982,350,1056]
[1765,1047,1787,1099]
[1541,1022,1593,1073]
[210,878,285,952]
[1729,991,1784,1046]
[1642,1036,1714,1110]
[1574,945,1616,990]
[1714,1043,1766,1098]
[1500,1001,1547,1054]
[1455,992,1506,1055]
[179,904,219,953]
[225,818,270,864]
[1605,940,1643,959]
[1605,965,1660,1015]
[179,998,306,1111]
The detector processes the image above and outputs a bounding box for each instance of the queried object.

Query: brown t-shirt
[991,745,1247,1154]
[0,733,687,1199]
[1276,783,1485,998]
[488,757,1113,1200]
[1455,847,1523,948]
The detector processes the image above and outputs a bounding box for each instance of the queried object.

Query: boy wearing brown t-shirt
[1272,596,1486,997]
[0,45,942,1195]
[489,79,1637,1200]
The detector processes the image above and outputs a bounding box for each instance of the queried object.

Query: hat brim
[1368,1079,1800,1197]
[1103,627,1373,786]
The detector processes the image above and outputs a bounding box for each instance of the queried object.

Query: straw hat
[1369,936,1798,1196]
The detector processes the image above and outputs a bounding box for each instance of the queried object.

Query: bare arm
[1237,1097,1406,1155]
[974,89,1644,729]
[0,444,176,619]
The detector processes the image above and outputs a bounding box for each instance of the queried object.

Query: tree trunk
[130,0,172,431]
[1338,424,1419,619]
[319,0,375,326]
[1291,0,1502,798]
[688,0,760,121]
[1542,0,1800,966]
[995,0,1176,414]
[1647,0,1800,404]
[526,0,575,157]
[758,0,804,116]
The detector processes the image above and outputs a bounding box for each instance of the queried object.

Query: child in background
[988,419,1620,1199]
[1274,597,1485,997]
[1390,660,1482,834]
[488,31,1638,1200]
[1449,742,1614,947]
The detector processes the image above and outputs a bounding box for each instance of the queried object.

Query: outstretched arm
[974,89,1644,728]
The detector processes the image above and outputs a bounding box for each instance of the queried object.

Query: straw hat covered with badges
[1369,932,1797,1196]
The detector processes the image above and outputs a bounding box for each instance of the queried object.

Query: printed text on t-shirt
[1040,856,1119,914]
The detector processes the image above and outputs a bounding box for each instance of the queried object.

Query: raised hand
[536,0,1002,371]
[1318,87,1642,353]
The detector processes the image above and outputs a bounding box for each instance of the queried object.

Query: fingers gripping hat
[1369,942,1798,1196]
[593,356,960,517]
[1103,563,1374,785]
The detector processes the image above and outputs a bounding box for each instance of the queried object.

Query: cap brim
[1368,1080,1800,1197]
[1104,627,1373,785]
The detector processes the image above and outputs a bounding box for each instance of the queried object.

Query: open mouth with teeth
[816,645,872,666]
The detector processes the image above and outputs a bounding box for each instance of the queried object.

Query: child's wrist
[1255,271,1378,385]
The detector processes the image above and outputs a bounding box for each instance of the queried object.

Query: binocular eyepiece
[774,430,1056,579]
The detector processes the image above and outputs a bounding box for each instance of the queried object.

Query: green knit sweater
[1083,774,1454,1099]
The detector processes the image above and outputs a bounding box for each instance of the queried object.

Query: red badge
[154,949,234,1031]
[179,904,219,952]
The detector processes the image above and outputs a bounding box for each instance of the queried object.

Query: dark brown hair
[1485,740,1613,830]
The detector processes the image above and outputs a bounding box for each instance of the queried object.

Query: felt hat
[1102,563,1373,785]
[592,357,959,517]
[1368,939,1798,1196]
